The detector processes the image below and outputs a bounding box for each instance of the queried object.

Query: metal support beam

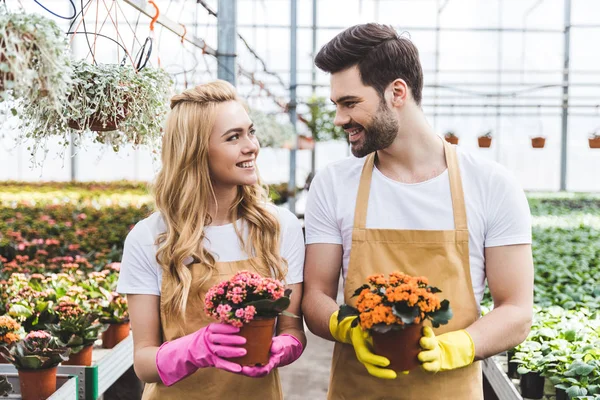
[560,0,571,191]
[288,0,298,214]
[310,0,317,176]
[217,0,237,85]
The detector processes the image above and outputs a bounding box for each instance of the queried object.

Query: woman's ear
[389,79,408,108]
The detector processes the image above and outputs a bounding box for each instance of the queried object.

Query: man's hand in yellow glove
[418,326,475,373]
[329,311,397,379]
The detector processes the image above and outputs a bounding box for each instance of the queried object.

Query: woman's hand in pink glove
[156,323,247,386]
[241,334,303,378]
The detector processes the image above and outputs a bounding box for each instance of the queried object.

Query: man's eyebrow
[221,123,254,137]
[331,95,361,105]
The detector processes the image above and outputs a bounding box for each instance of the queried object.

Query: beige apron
[328,141,483,400]
[142,258,282,400]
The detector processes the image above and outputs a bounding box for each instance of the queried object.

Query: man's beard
[348,102,399,158]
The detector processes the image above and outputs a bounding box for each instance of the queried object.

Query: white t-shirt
[304,147,532,307]
[117,204,305,295]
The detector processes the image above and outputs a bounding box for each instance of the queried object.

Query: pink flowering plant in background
[204,270,295,327]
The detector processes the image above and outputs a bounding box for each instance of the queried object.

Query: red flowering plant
[339,272,453,333]
[0,330,70,370]
[204,270,295,328]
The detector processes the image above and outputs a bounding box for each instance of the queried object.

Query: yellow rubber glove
[418,326,475,373]
[329,311,397,379]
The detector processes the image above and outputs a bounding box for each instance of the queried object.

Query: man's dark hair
[314,23,423,105]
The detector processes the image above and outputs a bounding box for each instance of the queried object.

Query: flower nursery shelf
[0,373,78,399]
[0,333,133,400]
[483,355,523,400]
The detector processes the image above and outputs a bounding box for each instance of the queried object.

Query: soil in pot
[102,321,130,349]
[18,366,57,400]
[519,372,545,399]
[228,317,276,366]
[372,323,422,372]
[62,344,93,366]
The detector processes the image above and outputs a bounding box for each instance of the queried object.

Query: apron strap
[352,152,376,231]
[443,140,468,231]
[352,140,468,232]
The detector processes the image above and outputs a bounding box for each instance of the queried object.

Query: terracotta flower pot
[371,323,423,372]
[102,321,130,349]
[589,137,600,149]
[445,136,459,145]
[18,366,57,400]
[531,137,546,148]
[478,137,492,148]
[519,372,545,399]
[228,317,276,366]
[62,344,93,366]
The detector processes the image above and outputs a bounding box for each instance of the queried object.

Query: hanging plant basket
[478,136,492,148]
[531,137,546,148]
[19,60,172,155]
[0,10,71,111]
[588,137,600,149]
[444,135,459,145]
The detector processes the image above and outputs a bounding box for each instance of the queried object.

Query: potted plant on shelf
[0,10,71,112]
[45,298,106,366]
[339,272,452,372]
[204,270,295,366]
[98,290,129,349]
[444,131,459,145]
[478,130,493,148]
[589,131,600,149]
[511,340,546,399]
[0,315,24,363]
[0,330,70,400]
[531,136,546,148]
[19,60,173,154]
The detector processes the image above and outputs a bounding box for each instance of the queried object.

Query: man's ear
[389,79,408,108]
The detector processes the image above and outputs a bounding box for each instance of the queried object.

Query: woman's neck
[208,185,238,226]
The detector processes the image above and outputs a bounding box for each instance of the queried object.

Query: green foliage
[303,96,346,142]
[249,108,294,148]
[0,375,11,396]
[0,331,69,370]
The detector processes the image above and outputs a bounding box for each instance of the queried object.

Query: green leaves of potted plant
[204,270,295,366]
[45,298,106,366]
[98,290,130,349]
[0,330,70,400]
[0,10,71,111]
[340,272,452,372]
[478,130,492,148]
[444,131,459,145]
[589,131,600,149]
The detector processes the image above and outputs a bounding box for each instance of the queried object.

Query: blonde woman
[116,80,306,399]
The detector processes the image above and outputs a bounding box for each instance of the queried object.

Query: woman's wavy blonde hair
[153,80,287,323]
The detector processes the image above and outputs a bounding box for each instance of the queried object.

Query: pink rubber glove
[156,323,246,386]
[241,334,303,378]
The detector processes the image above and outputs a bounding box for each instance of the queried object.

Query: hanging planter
[444,131,459,145]
[531,137,546,148]
[588,133,600,149]
[20,60,172,154]
[478,130,493,148]
[0,10,71,111]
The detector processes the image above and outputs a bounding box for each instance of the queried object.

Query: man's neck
[208,185,238,226]
[375,107,447,184]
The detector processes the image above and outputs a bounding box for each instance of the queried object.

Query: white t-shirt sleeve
[304,168,343,245]
[116,221,161,296]
[276,206,305,285]
[484,166,532,247]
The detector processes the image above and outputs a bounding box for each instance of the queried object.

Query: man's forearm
[466,304,532,360]
[302,289,339,341]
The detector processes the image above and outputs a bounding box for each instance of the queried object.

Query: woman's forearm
[134,346,162,384]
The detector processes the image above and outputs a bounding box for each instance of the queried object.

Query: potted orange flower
[340,272,452,372]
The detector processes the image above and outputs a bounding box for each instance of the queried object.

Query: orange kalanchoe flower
[355,272,451,332]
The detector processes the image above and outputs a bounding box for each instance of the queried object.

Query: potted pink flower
[204,270,294,366]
